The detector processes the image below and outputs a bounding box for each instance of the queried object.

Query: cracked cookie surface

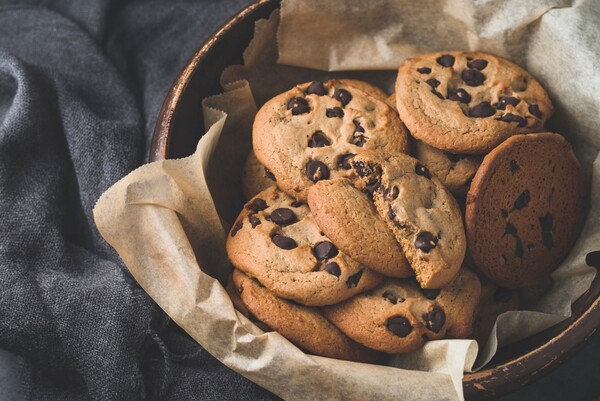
[307,179,412,278]
[253,80,410,201]
[350,151,466,289]
[226,185,383,306]
[395,51,553,154]
[466,133,586,288]
[230,269,380,362]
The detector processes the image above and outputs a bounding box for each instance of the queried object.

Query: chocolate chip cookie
[322,279,447,354]
[395,51,554,154]
[226,186,384,306]
[253,80,410,201]
[350,151,466,289]
[307,179,412,278]
[413,140,482,198]
[472,279,520,345]
[230,269,380,362]
[466,133,587,288]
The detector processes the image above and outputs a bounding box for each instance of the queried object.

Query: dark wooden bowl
[150,0,600,398]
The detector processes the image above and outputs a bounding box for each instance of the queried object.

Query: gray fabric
[0,1,278,400]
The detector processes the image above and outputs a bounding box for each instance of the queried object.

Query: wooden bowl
[150,0,600,398]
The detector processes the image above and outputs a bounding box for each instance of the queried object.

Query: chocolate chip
[436,54,455,67]
[542,232,554,248]
[426,78,440,88]
[271,234,297,250]
[386,186,399,201]
[499,113,527,127]
[247,198,268,213]
[353,120,365,133]
[415,231,438,253]
[539,213,553,231]
[447,153,465,163]
[346,270,363,288]
[313,241,338,261]
[249,215,261,228]
[467,59,488,70]
[230,220,243,237]
[529,104,543,119]
[585,251,600,268]
[493,287,512,302]
[363,179,380,195]
[501,209,509,218]
[270,208,297,226]
[291,201,304,208]
[423,309,446,333]
[432,90,444,100]
[326,107,344,118]
[417,67,432,74]
[504,222,517,236]
[351,160,380,180]
[515,237,524,258]
[306,81,326,95]
[469,102,496,118]
[386,316,412,337]
[323,262,341,277]
[351,134,367,147]
[497,97,521,110]
[447,88,471,104]
[333,89,352,106]
[338,153,355,170]
[264,168,276,181]
[509,160,519,172]
[382,290,404,304]
[421,288,441,300]
[514,190,530,209]
[461,69,485,86]
[308,131,331,147]
[415,163,431,179]
[287,97,310,115]
[306,160,329,182]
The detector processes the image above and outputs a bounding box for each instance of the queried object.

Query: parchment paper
[94,1,600,400]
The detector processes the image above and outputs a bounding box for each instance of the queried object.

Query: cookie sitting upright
[395,51,553,154]
[253,80,410,201]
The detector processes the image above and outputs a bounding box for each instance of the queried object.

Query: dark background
[0,1,598,400]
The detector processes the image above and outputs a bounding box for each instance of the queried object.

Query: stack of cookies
[225,51,587,362]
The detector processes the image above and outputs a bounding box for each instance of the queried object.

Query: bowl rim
[150,0,600,399]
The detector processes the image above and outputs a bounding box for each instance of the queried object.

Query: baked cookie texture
[322,278,448,353]
[307,179,412,278]
[395,51,554,154]
[231,269,380,363]
[226,185,384,306]
[413,140,482,198]
[466,133,586,288]
[242,150,277,200]
[350,151,466,289]
[253,79,410,201]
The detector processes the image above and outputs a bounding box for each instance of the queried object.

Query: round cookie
[322,279,447,354]
[226,185,384,306]
[225,272,271,332]
[423,268,482,338]
[242,150,277,200]
[253,80,410,201]
[231,269,380,362]
[395,51,554,154]
[307,179,412,278]
[350,151,466,289]
[413,140,482,198]
[466,133,587,288]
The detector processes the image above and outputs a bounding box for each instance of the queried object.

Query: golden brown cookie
[466,133,587,288]
[322,279,447,354]
[307,179,412,278]
[226,186,384,306]
[231,269,380,362]
[350,151,466,289]
[253,80,410,201]
[395,51,553,154]
[413,140,482,198]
